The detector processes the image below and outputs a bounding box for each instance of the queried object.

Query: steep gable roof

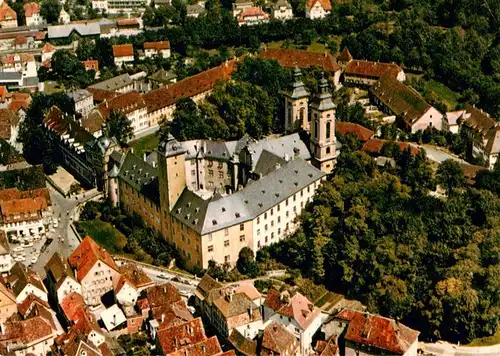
[336,309,419,355]
[143,59,237,113]
[346,60,402,79]
[0,316,54,344]
[60,292,85,322]
[0,2,17,21]
[23,2,40,17]
[157,317,206,354]
[337,47,353,62]
[369,74,432,126]
[263,289,321,330]
[44,251,78,289]
[306,0,331,11]
[167,336,222,356]
[361,138,420,156]
[144,41,170,50]
[196,274,223,299]
[260,48,340,72]
[97,90,146,118]
[6,262,47,298]
[261,321,298,355]
[118,263,153,289]
[68,236,118,281]
[147,283,182,308]
[335,122,374,142]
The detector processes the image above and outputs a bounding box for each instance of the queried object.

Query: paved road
[29,186,101,276]
[421,342,500,356]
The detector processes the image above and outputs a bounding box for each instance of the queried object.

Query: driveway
[417,144,468,165]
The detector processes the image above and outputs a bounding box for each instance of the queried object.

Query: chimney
[113,314,116,325]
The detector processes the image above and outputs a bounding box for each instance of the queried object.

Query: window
[264,212,267,219]
[326,121,331,139]
[218,171,224,178]
[271,221,274,227]
[257,241,261,248]
[218,162,223,168]
[257,217,260,224]
[293,195,296,202]
[277,204,280,212]
[240,223,244,231]
[270,208,273,216]
[265,224,268,231]
[286,211,289,218]
[208,160,213,167]
[208,245,214,252]
[326,147,331,154]
[224,240,230,247]
[257,229,260,236]
[224,228,229,236]
[191,170,196,176]
[278,228,281,235]
[286,199,289,206]
[307,186,310,193]
[225,255,230,263]
[208,234,213,242]
[301,190,304,197]
[208,170,214,177]
[240,235,245,242]
[278,216,281,223]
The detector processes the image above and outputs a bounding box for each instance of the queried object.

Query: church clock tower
[284,67,310,133]
[309,77,338,174]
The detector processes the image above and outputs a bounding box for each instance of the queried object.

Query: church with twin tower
[284,68,339,174]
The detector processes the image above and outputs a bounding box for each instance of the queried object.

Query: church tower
[284,67,310,133]
[158,134,187,241]
[309,77,338,174]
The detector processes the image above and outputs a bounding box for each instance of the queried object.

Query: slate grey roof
[244,133,310,171]
[0,72,22,81]
[274,0,292,9]
[47,23,101,39]
[148,69,177,83]
[310,78,335,111]
[68,89,92,103]
[118,152,160,205]
[171,158,324,235]
[285,68,309,99]
[253,150,287,177]
[21,76,39,87]
[89,74,133,92]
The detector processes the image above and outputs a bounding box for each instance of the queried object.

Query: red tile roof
[167,336,222,356]
[35,32,45,40]
[0,86,7,102]
[0,187,49,203]
[263,290,321,330]
[144,41,170,50]
[361,138,420,156]
[83,60,99,72]
[144,59,237,113]
[86,87,117,103]
[2,53,34,65]
[336,122,374,141]
[17,293,50,316]
[112,44,133,58]
[0,316,54,344]
[0,196,48,223]
[336,309,419,355]
[147,283,182,308]
[337,47,353,63]
[261,321,298,355]
[68,236,119,281]
[60,292,86,322]
[41,42,56,54]
[118,263,154,289]
[97,91,146,118]
[157,318,206,354]
[13,35,27,46]
[8,92,31,113]
[345,60,402,79]
[0,2,17,21]
[116,19,139,26]
[306,0,331,11]
[238,7,269,22]
[315,339,338,356]
[260,48,340,72]
[23,2,40,17]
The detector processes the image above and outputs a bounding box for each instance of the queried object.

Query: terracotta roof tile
[144,41,170,50]
[112,44,133,58]
[336,122,374,141]
[0,316,54,344]
[17,293,49,316]
[147,283,182,307]
[315,339,338,356]
[97,90,145,118]
[2,53,34,65]
[361,138,420,156]
[60,292,85,322]
[23,2,40,17]
[337,309,419,355]
[218,352,237,356]
[118,263,153,289]
[41,42,56,53]
[306,0,331,11]
[68,236,119,281]
[337,47,353,62]
[86,87,117,103]
[196,274,223,298]
[167,336,222,356]
[0,2,17,21]
[83,60,99,72]
[346,60,402,79]
[116,19,139,26]
[369,74,432,126]
[238,7,269,22]
[13,35,27,46]
[260,48,340,72]
[157,318,206,354]
[261,321,298,355]
[228,329,257,356]
[0,196,48,223]
[0,86,7,102]
[143,60,237,113]
[263,289,321,330]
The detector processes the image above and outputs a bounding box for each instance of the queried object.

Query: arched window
[326,122,331,139]
[314,121,318,139]
[299,107,305,123]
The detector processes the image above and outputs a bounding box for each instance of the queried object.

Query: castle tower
[284,67,310,133]
[158,134,187,240]
[309,77,338,174]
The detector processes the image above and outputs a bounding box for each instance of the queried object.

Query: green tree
[436,159,466,194]
[40,0,62,24]
[104,110,133,145]
[50,50,92,87]
[236,247,260,277]
[76,38,95,61]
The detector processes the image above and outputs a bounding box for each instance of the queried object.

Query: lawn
[424,79,461,111]
[467,330,500,346]
[307,41,327,52]
[129,133,160,158]
[77,220,127,254]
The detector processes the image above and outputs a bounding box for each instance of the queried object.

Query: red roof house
[336,122,374,142]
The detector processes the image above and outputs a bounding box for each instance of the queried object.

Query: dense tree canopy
[40,0,62,24]
[262,149,500,343]
[104,110,133,145]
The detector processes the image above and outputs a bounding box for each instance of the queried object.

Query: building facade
[305,0,331,19]
[113,44,134,67]
[143,41,171,58]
